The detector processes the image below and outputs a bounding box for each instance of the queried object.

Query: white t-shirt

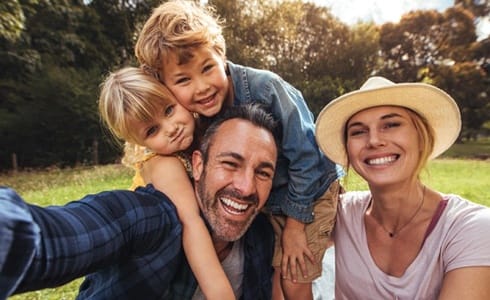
[335,191,490,300]
[192,239,244,299]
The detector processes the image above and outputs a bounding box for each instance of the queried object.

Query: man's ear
[192,150,204,181]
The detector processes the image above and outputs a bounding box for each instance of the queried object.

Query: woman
[315,76,490,299]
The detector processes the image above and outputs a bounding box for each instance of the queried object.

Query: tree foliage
[0,0,488,170]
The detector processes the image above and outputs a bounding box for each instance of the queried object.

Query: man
[1,104,278,299]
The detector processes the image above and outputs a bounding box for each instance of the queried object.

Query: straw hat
[315,76,461,166]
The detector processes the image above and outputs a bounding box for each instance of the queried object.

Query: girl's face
[130,102,195,155]
[345,106,421,187]
[161,46,230,117]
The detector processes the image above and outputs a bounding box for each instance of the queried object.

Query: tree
[378,7,477,81]
[0,0,122,169]
[212,0,379,115]
[0,0,29,43]
[431,62,490,140]
[454,0,490,18]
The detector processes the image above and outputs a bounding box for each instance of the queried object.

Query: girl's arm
[142,155,235,300]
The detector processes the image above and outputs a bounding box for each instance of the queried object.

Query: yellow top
[129,151,192,191]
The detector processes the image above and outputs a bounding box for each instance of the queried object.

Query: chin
[205,100,225,116]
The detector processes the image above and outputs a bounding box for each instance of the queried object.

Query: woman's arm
[439,267,490,299]
[143,155,235,300]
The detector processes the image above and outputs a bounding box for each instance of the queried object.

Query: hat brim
[315,83,461,167]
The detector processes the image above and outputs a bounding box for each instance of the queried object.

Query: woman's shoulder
[443,194,490,224]
[338,191,371,211]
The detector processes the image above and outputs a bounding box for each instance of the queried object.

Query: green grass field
[3,155,490,299]
[3,165,133,300]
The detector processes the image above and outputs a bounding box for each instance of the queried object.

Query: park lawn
[4,164,133,300]
[344,158,490,207]
[3,158,490,299]
[442,139,490,160]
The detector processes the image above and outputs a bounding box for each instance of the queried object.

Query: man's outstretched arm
[0,185,182,297]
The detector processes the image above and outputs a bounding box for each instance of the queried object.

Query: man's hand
[280,217,315,283]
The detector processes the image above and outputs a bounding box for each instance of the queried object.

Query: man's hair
[135,0,226,79]
[199,104,278,162]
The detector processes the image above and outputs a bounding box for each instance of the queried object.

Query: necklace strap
[371,185,426,238]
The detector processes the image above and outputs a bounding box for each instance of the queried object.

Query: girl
[98,66,235,300]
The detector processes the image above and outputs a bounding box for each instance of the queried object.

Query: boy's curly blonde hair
[98,67,177,166]
[135,0,226,80]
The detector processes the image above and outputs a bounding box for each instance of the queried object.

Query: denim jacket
[228,61,344,223]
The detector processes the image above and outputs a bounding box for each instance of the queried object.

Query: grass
[1,165,133,206]
[3,164,133,300]
[343,159,490,207]
[442,139,490,160]
[3,156,489,299]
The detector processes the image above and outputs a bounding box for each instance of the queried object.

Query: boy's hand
[280,217,315,283]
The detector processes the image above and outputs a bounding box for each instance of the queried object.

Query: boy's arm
[281,217,315,282]
[267,77,342,222]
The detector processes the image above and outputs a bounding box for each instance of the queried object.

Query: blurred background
[1,0,488,171]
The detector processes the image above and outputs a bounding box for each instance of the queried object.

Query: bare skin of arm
[142,155,235,300]
[281,217,315,282]
[438,267,490,300]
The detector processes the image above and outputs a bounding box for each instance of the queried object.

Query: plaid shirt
[0,187,40,299]
[2,185,274,299]
[167,213,275,300]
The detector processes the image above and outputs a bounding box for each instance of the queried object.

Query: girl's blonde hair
[135,0,226,79]
[98,66,176,144]
[99,67,179,167]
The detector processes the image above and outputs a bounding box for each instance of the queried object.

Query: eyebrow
[347,112,403,129]
[217,152,276,171]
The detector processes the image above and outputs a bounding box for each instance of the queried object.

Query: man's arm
[0,187,40,299]
[0,185,182,296]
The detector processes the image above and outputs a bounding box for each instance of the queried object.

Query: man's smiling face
[192,118,277,241]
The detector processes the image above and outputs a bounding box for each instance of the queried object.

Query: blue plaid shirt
[1,185,274,299]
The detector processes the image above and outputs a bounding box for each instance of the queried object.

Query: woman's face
[345,106,422,187]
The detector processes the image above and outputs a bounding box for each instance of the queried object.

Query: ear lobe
[192,150,204,180]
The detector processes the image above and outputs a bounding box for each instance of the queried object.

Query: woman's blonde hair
[135,0,226,79]
[406,108,435,179]
[98,66,176,144]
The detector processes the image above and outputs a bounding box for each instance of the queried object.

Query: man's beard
[196,170,259,242]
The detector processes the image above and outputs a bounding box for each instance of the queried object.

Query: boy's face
[160,47,230,117]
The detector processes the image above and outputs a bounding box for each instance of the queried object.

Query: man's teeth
[221,198,249,211]
[368,155,397,165]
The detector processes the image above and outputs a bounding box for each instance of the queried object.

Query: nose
[366,131,386,148]
[233,168,257,197]
[163,121,178,137]
[195,77,210,95]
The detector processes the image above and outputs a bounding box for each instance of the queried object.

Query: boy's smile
[161,47,231,117]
